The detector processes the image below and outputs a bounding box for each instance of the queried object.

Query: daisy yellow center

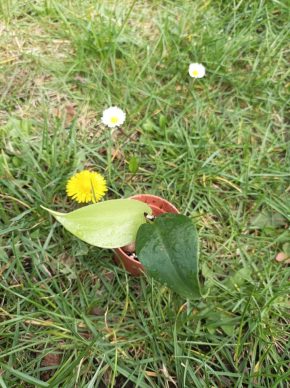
[192,69,199,76]
[111,116,118,124]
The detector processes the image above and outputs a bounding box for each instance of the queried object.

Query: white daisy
[101,106,126,128]
[188,63,206,78]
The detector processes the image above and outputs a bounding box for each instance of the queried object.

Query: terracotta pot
[114,194,179,276]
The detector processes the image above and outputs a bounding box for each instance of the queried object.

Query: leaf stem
[144,212,155,222]
[186,299,190,316]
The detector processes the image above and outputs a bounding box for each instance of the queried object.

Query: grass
[0,0,289,386]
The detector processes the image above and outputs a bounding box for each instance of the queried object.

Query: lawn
[0,0,289,387]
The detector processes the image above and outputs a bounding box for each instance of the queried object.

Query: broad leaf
[42,199,151,249]
[251,209,286,229]
[128,156,139,174]
[136,213,201,299]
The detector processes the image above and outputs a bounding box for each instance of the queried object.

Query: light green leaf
[136,213,201,299]
[225,267,252,289]
[283,242,290,256]
[221,324,236,336]
[128,156,139,174]
[42,199,151,249]
[251,209,286,229]
[159,114,167,129]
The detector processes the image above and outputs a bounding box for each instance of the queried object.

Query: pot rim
[130,193,179,212]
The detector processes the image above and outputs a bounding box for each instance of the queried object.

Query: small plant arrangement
[44,187,201,299]
[43,64,206,299]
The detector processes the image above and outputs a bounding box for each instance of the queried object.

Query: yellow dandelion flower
[66,170,107,203]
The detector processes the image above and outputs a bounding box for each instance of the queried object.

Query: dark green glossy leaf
[136,213,201,299]
[42,199,151,249]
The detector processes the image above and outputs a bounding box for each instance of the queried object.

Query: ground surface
[0,0,289,387]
